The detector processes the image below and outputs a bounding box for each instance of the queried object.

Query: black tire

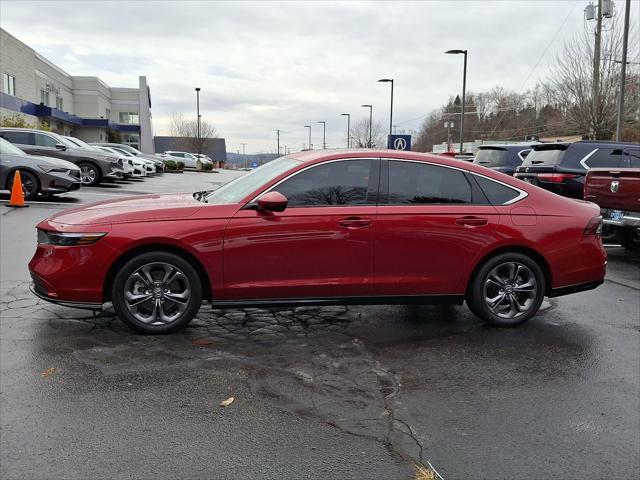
[6,170,40,200]
[618,228,640,252]
[111,252,203,334]
[77,162,101,186]
[466,252,546,327]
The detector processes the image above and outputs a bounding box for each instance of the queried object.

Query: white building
[0,28,154,153]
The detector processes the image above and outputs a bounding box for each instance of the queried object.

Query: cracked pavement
[1,172,639,479]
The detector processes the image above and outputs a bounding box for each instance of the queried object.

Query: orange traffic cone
[7,170,29,208]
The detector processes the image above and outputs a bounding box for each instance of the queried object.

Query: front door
[222,158,379,300]
[374,159,500,296]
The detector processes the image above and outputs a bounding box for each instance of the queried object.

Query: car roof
[478,143,538,150]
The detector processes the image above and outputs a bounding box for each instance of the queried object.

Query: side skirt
[211,294,465,309]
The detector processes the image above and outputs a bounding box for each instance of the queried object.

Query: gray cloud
[2,0,637,152]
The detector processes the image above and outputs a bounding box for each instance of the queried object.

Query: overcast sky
[1,0,638,153]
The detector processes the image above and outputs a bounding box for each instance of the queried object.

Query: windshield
[67,137,100,151]
[110,147,134,157]
[204,156,302,204]
[522,145,568,166]
[0,137,26,155]
[116,144,142,155]
[474,148,509,167]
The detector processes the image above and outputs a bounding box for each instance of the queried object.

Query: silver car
[0,138,81,200]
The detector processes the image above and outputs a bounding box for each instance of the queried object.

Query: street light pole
[318,121,326,149]
[615,0,631,141]
[445,49,467,154]
[361,104,372,147]
[378,79,394,137]
[275,129,281,155]
[340,113,351,148]
[304,125,312,150]
[195,87,201,156]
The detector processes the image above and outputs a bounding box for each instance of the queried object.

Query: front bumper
[104,167,123,180]
[40,171,82,194]
[30,282,103,310]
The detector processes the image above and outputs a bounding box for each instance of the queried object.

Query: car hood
[45,192,208,226]
[1,153,79,170]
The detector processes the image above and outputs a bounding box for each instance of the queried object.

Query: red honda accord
[29,150,606,333]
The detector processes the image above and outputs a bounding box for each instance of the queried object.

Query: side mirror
[55,143,66,151]
[257,191,288,212]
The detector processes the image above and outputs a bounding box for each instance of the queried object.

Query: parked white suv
[163,151,211,169]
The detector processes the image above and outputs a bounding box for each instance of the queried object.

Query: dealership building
[0,28,154,153]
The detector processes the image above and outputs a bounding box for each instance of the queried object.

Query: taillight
[583,216,603,236]
[538,173,579,183]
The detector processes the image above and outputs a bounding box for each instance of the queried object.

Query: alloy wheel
[8,173,36,197]
[79,165,97,185]
[123,262,191,325]
[483,261,538,319]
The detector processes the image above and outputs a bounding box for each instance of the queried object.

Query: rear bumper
[549,279,604,298]
[601,208,640,228]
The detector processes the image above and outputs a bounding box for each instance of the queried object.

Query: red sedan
[29,150,607,333]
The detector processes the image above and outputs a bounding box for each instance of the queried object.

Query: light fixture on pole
[340,113,351,148]
[304,125,312,150]
[275,129,280,156]
[317,121,326,149]
[445,49,467,154]
[361,104,372,147]
[378,79,394,137]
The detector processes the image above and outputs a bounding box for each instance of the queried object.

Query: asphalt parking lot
[1,172,639,480]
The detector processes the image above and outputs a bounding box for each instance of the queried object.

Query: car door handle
[455,216,488,227]
[338,217,372,229]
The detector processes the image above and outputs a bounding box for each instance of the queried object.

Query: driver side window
[276,159,374,207]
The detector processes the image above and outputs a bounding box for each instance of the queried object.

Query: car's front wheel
[6,170,39,200]
[78,162,101,186]
[467,252,545,327]
[112,252,203,334]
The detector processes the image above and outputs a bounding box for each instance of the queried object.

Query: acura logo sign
[610,180,619,193]
[393,137,407,150]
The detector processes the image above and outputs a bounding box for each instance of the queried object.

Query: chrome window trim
[579,148,599,170]
[247,157,378,206]
[383,157,528,206]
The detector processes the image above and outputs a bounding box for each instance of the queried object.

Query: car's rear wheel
[78,162,101,186]
[618,227,640,252]
[6,170,39,200]
[467,252,545,327]
[112,252,202,334]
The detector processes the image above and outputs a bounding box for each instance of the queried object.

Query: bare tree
[545,19,639,140]
[349,118,386,148]
[169,113,219,153]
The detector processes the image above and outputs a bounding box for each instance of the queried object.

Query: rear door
[373,159,499,296]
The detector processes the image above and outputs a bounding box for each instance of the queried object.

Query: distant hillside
[226,152,280,166]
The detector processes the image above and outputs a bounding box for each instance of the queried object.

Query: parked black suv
[515,141,640,199]
[473,143,537,176]
[0,128,124,186]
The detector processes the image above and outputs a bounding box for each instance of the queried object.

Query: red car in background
[29,149,607,334]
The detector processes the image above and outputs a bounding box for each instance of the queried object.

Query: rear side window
[277,159,373,207]
[474,148,509,167]
[584,149,627,169]
[522,145,568,166]
[624,149,640,168]
[0,131,33,145]
[474,175,522,205]
[388,161,471,204]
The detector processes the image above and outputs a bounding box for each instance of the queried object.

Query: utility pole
[318,121,326,149]
[361,105,372,147]
[275,129,280,156]
[615,0,630,141]
[195,87,201,156]
[592,0,603,139]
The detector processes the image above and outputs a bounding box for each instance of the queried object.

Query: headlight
[37,229,107,246]
[39,165,70,174]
